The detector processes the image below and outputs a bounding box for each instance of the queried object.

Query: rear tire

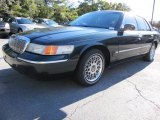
[76,49,105,86]
[143,44,156,62]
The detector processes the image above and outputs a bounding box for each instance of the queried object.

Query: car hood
[19,24,35,30]
[20,26,115,45]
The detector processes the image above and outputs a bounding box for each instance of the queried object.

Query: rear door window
[136,16,148,31]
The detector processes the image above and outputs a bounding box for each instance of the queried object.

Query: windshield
[70,11,122,29]
[44,20,58,26]
[17,18,33,24]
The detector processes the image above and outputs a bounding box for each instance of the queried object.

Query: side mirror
[123,24,136,31]
[118,24,136,36]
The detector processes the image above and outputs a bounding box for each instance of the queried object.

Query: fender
[80,42,110,55]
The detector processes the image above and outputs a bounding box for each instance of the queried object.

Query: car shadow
[0,58,151,120]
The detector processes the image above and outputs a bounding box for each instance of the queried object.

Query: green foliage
[109,3,131,11]
[77,2,93,16]
[76,0,108,15]
[35,1,54,18]
[0,0,131,23]
[0,0,9,16]
[77,0,131,16]
[52,4,78,23]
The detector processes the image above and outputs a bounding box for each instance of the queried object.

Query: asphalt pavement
[0,38,160,120]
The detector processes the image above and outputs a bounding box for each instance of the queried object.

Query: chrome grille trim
[9,35,30,54]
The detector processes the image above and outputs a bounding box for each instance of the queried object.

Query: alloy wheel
[150,45,155,60]
[83,53,104,82]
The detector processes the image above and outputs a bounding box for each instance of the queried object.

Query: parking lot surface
[0,38,160,120]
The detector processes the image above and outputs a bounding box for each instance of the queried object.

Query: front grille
[9,35,30,54]
[0,25,5,27]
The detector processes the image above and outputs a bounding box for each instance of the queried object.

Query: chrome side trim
[17,57,68,64]
[115,45,151,54]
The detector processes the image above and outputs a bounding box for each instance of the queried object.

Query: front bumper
[0,27,10,35]
[2,44,78,74]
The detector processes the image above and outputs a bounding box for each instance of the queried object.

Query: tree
[0,0,37,17]
[0,0,13,16]
[19,0,37,17]
[96,0,110,10]
[109,3,131,11]
[35,1,54,18]
[77,0,131,16]
[77,2,93,16]
[0,0,131,23]
[52,4,78,23]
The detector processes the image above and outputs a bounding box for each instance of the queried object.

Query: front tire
[143,44,156,62]
[76,49,105,86]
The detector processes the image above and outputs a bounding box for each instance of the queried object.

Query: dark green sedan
[2,10,160,86]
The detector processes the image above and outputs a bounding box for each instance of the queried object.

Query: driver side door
[117,14,141,60]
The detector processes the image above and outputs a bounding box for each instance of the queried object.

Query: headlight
[5,23,10,29]
[26,43,74,55]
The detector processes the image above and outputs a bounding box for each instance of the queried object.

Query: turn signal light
[44,46,58,55]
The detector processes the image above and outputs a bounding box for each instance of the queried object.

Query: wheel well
[79,45,110,67]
